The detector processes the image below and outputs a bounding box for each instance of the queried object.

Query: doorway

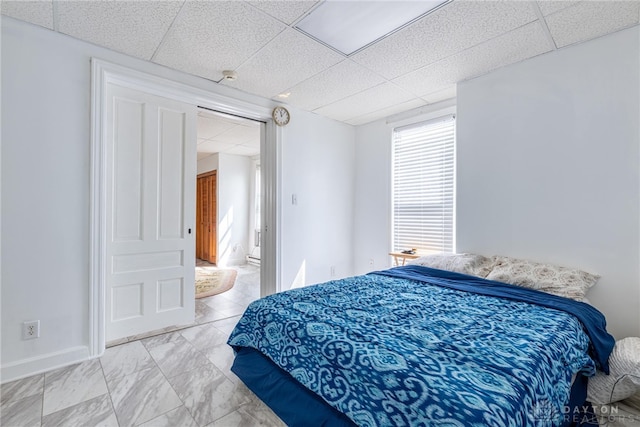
[196,171,217,264]
[90,59,280,355]
[193,108,264,324]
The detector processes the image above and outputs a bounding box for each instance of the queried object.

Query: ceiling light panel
[295,0,448,56]
[351,0,537,79]
[1,1,53,29]
[544,1,640,48]
[56,1,183,60]
[154,1,285,81]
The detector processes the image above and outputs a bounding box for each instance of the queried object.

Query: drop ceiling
[2,1,639,127]
[197,110,261,159]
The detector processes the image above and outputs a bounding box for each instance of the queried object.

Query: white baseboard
[1,346,91,384]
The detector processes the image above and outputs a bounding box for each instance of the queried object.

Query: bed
[227,264,615,426]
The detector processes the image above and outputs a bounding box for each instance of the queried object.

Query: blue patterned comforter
[228,266,614,427]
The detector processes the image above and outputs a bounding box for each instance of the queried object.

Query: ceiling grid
[2,0,638,133]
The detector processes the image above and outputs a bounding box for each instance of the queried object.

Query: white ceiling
[3,1,639,127]
[197,110,261,159]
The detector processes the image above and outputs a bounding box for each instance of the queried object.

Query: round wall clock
[272,106,290,126]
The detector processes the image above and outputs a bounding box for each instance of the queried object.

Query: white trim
[90,58,281,356]
[1,346,91,384]
[261,122,282,295]
[89,59,107,358]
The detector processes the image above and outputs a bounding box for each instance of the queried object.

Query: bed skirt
[231,346,600,427]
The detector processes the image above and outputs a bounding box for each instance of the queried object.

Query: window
[392,115,455,254]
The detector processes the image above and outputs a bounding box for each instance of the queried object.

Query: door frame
[89,58,281,357]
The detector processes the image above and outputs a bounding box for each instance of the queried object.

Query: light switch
[292,194,298,205]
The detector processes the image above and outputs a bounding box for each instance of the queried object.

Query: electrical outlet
[23,320,40,340]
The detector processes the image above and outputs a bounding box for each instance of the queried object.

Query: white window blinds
[392,115,455,254]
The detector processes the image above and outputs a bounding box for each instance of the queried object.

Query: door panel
[113,98,144,241]
[196,172,217,264]
[208,174,217,263]
[106,84,196,342]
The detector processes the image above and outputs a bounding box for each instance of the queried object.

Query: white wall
[280,111,356,290]
[1,17,356,381]
[353,27,639,340]
[248,157,260,259]
[197,153,219,175]
[353,104,456,275]
[456,26,639,340]
[353,121,393,274]
[197,153,259,267]
[217,153,252,267]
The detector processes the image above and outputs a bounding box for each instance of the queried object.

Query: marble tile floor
[107,263,261,348]
[0,318,286,427]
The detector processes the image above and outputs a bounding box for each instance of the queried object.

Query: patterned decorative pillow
[484,256,599,301]
[407,253,494,278]
[588,337,640,404]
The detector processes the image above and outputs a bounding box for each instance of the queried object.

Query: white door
[105,83,196,342]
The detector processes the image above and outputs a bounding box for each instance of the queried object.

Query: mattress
[228,265,614,426]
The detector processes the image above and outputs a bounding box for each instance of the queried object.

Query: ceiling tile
[217,124,261,145]
[197,140,236,154]
[1,1,53,29]
[222,29,344,98]
[351,0,538,79]
[247,0,318,25]
[313,82,417,122]
[242,139,261,150]
[282,60,386,111]
[545,1,640,48]
[422,86,457,104]
[226,145,260,156]
[56,1,182,60]
[393,22,552,97]
[345,99,428,126]
[536,1,580,16]
[197,152,214,160]
[197,115,236,140]
[154,1,285,81]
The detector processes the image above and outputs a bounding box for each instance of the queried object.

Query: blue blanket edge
[372,265,615,374]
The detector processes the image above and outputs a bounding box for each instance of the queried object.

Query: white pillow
[588,337,640,405]
[407,253,494,278]
[484,256,599,301]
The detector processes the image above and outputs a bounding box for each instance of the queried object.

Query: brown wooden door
[196,171,217,264]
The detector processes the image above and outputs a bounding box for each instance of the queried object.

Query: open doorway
[194,109,263,324]
[91,60,279,353]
